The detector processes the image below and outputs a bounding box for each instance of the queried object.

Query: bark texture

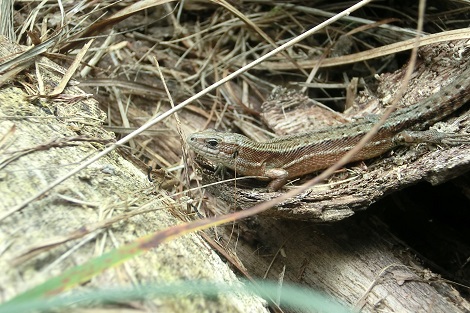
[195,39,470,312]
[0,36,267,312]
[201,39,470,222]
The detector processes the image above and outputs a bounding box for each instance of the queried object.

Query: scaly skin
[187,67,470,191]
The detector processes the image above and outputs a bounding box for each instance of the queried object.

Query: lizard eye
[206,139,218,147]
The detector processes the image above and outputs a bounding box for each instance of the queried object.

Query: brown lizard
[187,67,470,191]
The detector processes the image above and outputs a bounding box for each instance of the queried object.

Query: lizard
[187,66,470,192]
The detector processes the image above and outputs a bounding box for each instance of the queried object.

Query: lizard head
[186,129,243,168]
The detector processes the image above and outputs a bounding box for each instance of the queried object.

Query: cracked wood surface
[198,39,470,222]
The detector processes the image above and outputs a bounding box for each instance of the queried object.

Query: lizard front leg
[264,168,289,192]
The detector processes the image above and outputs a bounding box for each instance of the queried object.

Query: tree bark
[201,39,470,221]
[214,215,470,312]
[0,36,267,312]
[196,39,470,312]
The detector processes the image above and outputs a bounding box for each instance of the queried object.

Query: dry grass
[7,2,465,182]
[2,0,470,309]
[1,0,468,222]
[2,0,469,219]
